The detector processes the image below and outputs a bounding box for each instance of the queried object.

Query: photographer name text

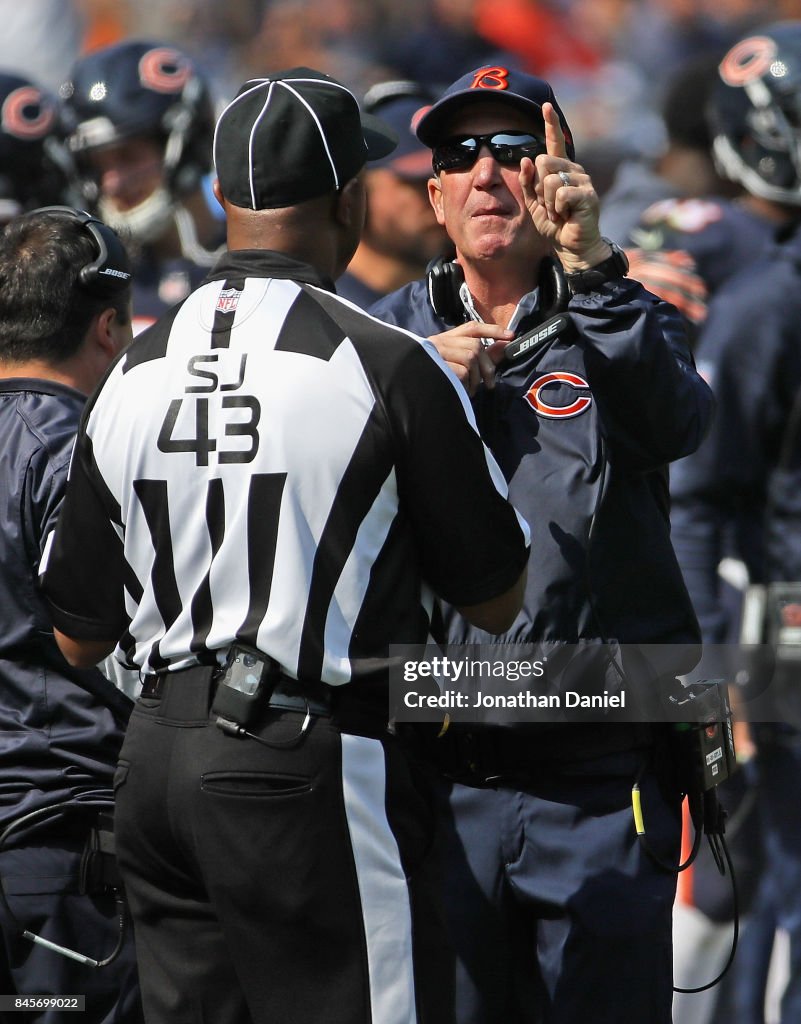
[403,690,626,709]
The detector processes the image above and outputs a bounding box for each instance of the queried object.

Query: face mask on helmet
[97,186,175,246]
[60,40,215,244]
[0,73,77,223]
[711,22,801,206]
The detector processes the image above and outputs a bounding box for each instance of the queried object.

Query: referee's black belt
[140,669,332,717]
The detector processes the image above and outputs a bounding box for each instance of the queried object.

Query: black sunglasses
[432,131,547,173]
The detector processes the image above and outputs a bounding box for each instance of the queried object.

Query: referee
[41,67,530,1024]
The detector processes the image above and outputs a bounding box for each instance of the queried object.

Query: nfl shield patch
[216,287,241,314]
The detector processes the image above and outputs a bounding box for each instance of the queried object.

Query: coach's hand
[521,101,609,273]
[430,323,512,395]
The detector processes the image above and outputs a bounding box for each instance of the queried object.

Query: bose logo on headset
[31,205,132,295]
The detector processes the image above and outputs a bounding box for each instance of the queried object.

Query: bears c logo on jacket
[524,371,592,418]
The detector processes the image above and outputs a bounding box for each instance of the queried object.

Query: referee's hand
[430,323,512,395]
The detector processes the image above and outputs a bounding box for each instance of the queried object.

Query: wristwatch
[564,238,629,294]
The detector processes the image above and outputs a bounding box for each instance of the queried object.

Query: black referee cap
[213,67,398,210]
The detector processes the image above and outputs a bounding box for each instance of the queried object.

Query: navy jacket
[0,379,131,833]
[671,226,801,642]
[372,274,713,689]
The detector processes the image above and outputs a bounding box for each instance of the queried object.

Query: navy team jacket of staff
[373,267,710,661]
[0,382,132,823]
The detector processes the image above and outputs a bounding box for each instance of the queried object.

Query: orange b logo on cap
[470,68,510,91]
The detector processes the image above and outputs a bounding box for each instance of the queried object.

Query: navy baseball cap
[214,67,398,209]
[416,66,575,160]
[363,81,435,180]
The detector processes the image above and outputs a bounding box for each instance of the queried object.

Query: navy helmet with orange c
[0,72,76,222]
[60,39,215,239]
[711,20,801,205]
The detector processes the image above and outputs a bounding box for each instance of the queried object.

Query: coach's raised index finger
[542,102,567,160]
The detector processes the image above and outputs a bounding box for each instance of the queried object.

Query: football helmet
[60,40,215,243]
[710,21,801,206]
[0,72,76,222]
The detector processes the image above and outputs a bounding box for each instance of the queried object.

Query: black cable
[214,708,312,747]
[633,778,741,994]
[632,778,704,873]
[0,800,127,968]
[673,828,740,994]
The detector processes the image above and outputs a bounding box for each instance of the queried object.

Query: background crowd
[2,0,799,193]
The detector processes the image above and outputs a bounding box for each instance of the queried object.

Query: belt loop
[139,665,219,721]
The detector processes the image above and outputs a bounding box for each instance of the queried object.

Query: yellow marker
[631,783,645,836]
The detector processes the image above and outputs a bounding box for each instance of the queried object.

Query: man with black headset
[0,207,142,1021]
[371,65,715,1024]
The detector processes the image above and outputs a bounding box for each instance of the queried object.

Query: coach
[370,64,716,1023]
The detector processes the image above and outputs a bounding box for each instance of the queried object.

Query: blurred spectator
[117,0,266,102]
[600,52,731,246]
[474,0,603,79]
[337,81,451,306]
[373,0,521,93]
[76,0,130,51]
[608,0,748,105]
[241,0,391,101]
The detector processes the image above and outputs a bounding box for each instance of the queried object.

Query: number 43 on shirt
[157,352,261,466]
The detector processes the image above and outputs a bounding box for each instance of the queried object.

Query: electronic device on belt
[211,644,280,729]
[668,679,735,792]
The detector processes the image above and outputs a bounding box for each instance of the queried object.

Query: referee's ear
[334,173,366,230]
[332,173,367,275]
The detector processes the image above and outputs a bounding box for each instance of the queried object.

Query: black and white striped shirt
[43,251,529,683]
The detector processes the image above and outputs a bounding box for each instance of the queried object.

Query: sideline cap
[416,65,575,160]
[214,67,398,209]
[363,81,435,180]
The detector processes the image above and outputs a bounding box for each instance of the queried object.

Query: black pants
[113,669,453,1024]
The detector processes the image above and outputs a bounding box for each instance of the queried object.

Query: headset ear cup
[539,256,570,319]
[427,254,569,323]
[31,205,131,297]
[77,216,131,296]
[426,257,465,324]
[78,264,97,289]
